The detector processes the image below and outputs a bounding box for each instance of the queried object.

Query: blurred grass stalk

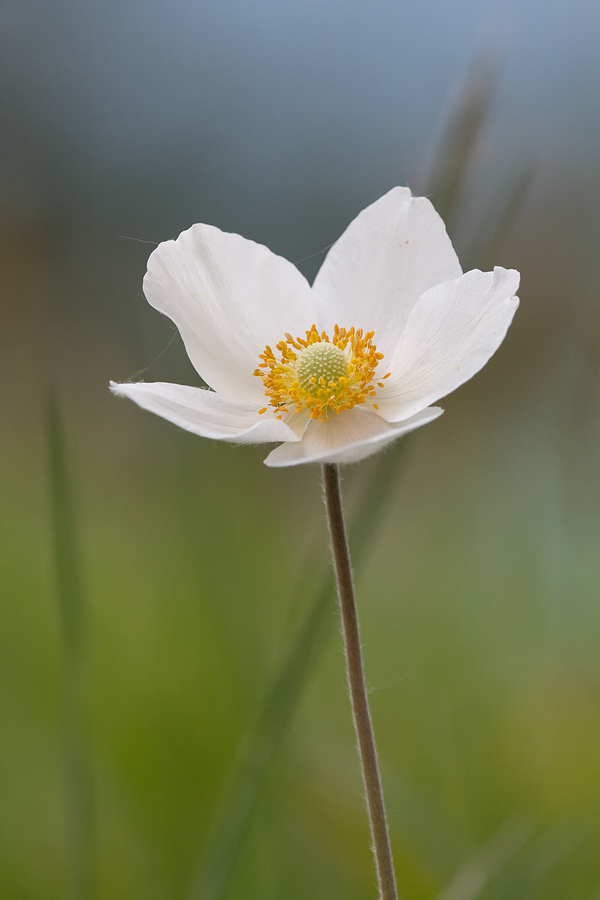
[187,56,534,900]
[463,164,535,272]
[47,390,95,900]
[424,55,498,227]
[186,441,414,900]
[424,52,534,270]
[434,817,531,900]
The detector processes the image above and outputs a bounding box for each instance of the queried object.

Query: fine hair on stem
[322,462,398,900]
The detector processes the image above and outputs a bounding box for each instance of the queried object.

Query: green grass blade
[423,53,533,273]
[47,389,95,900]
[185,437,415,900]
[434,818,578,900]
[425,56,499,224]
[185,565,333,900]
[483,822,579,900]
[464,163,536,271]
[434,817,531,900]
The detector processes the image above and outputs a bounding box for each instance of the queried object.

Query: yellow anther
[254,324,384,421]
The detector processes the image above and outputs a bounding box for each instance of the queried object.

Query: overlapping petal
[375,267,520,423]
[264,406,443,467]
[110,381,303,444]
[312,187,462,360]
[143,224,317,406]
[114,188,519,467]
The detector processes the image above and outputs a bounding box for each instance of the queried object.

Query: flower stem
[322,463,399,900]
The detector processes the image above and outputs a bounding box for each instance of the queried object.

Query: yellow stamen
[255,324,387,421]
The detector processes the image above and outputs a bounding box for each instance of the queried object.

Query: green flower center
[296,342,349,393]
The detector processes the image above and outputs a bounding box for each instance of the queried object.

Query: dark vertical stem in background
[322,463,399,900]
[48,390,95,900]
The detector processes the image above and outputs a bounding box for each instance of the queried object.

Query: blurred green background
[2,1,600,898]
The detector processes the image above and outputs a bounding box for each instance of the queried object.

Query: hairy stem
[322,463,399,900]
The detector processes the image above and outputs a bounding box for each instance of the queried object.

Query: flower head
[256,323,386,420]
[111,187,519,467]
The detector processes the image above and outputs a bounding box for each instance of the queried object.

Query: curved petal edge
[263,406,443,467]
[110,381,303,444]
[376,266,520,423]
[312,186,463,361]
[143,224,316,405]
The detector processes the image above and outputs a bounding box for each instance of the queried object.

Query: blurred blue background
[2,2,600,899]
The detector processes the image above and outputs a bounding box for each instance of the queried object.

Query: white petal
[143,224,317,406]
[311,187,462,360]
[110,381,303,444]
[263,406,443,467]
[376,267,520,423]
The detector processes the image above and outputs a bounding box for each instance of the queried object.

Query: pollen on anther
[255,323,385,422]
[258,407,267,415]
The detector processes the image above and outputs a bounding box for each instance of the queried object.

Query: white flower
[110,187,519,467]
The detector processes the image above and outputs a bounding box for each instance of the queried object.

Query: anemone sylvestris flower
[111,187,519,466]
